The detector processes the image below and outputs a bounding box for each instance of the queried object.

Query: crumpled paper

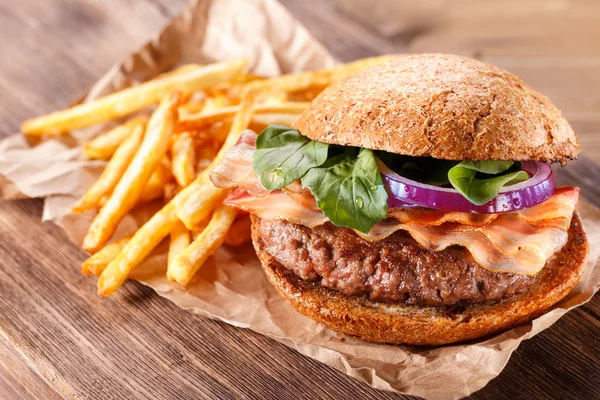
[1,1,598,399]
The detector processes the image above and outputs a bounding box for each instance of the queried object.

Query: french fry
[205,73,265,97]
[176,91,255,229]
[97,200,183,296]
[248,55,399,93]
[178,94,234,119]
[22,58,248,136]
[192,122,231,146]
[83,115,148,160]
[156,63,203,79]
[73,123,145,213]
[82,235,132,276]
[137,156,173,204]
[182,91,254,188]
[168,205,237,285]
[163,182,183,202]
[178,101,307,131]
[82,92,182,253]
[97,91,254,295]
[168,221,191,269]
[171,132,196,187]
[178,102,206,116]
[287,86,329,102]
[205,94,235,110]
[191,216,211,240]
[255,89,288,104]
[177,184,229,230]
[224,215,252,247]
[195,146,217,174]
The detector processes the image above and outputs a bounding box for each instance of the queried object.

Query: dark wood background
[0,1,598,399]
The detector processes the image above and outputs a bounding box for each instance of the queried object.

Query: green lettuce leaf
[448,161,528,205]
[253,125,329,190]
[301,148,388,233]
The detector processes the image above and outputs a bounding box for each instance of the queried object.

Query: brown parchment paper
[0,1,598,399]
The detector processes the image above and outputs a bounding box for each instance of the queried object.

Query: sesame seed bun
[294,54,579,165]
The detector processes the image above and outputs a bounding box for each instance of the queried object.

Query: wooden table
[1,1,598,399]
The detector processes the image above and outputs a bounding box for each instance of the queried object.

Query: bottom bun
[251,212,588,346]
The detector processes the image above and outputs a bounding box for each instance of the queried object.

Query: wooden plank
[0,198,406,399]
[0,0,598,399]
[0,340,62,400]
[0,0,188,137]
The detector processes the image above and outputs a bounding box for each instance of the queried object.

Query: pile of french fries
[21,55,397,296]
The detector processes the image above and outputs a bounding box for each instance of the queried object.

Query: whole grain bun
[294,54,579,165]
[251,212,588,346]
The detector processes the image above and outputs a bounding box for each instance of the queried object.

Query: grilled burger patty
[253,217,535,307]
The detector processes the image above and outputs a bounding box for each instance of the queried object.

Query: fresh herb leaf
[448,161,528,205]
[301,148,388,233]
[452,160,514,175]
[253,125,329,190]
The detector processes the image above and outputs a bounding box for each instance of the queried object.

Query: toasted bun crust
[294,54,579,164]
[251,212,588,346]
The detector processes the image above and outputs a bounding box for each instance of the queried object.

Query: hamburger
[211,54,589,346]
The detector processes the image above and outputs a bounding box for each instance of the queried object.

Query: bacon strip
[388,208,498,226]
[225,189,326,226]
[209,130,268,197]
[515,186,579,230]
[214,131,579,275]
[224,188,578,275]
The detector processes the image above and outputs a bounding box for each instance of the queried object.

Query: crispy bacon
[209,130,268,197]
[282,180,318,209]
[224,189,326,225]
[515,186,579,230]
[213,131,580,275]
[225,188,578,275]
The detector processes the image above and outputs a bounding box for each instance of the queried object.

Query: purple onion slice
[380,160,555,213]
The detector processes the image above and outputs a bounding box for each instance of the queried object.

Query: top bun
[294,54,579,164]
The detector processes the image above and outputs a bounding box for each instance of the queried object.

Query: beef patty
[253,217,535,307]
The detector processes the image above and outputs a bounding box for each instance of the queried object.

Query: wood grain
[0,199,408,400]
[0,0,598,399]
[0,341,63,400]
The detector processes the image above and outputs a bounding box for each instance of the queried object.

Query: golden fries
[157,63,202,79]
[175,91,255,228]
[96,92,255,294]
[248,55,399,93]
[22,59,247,136]
[83,115,148,160]
[21,55,395,295]
[224,215,252,247]
[169,205,237,285]
[74,123,145,213]
[98,200,183,296]
[171,132,196,187]
[191,216,210,240]
[83,92,182,253]
[177,184,229,230]
[82,235,132,276]
[195,146,218,173]
[168,221,191,269]
[178,102,206,116]
[138,157,173,205]
[178,101,308,131]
